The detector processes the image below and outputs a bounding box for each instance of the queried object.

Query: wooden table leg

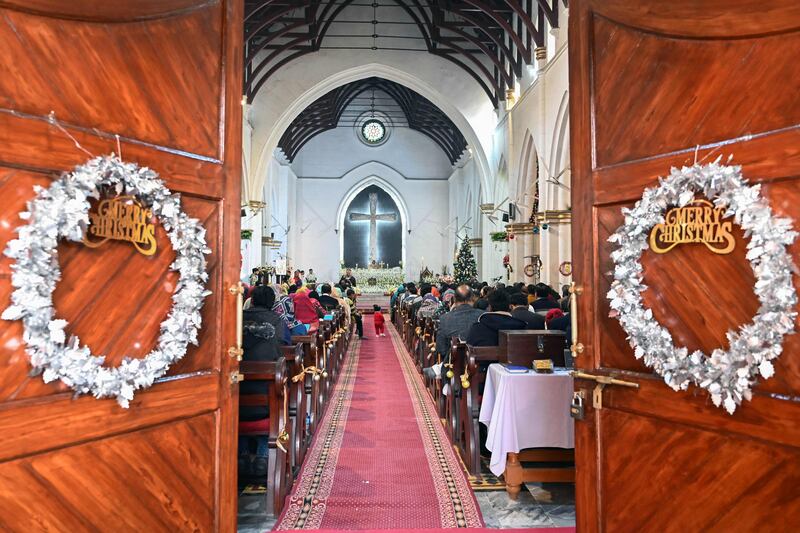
[505,452,523,500]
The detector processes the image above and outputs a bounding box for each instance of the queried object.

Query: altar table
[479,364,575,494]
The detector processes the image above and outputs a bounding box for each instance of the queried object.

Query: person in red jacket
[373,305,386,337]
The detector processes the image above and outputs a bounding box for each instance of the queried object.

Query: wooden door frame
[217,0,244,528]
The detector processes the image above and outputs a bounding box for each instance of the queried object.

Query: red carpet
[275,315,483,530]
[294,530,575,532]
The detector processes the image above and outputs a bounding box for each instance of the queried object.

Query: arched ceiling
[277,76,468,163]
[244,0,566,108]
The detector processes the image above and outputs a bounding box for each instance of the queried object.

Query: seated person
[402,283,420,305]
[317,283,341,311]
[291,287,325,330]
[466,289,527,346]
[510,292,545,329]
[548,310,572,345]
[272,284,308,336]
[530,284,560,312]
[435,285,485,360]
[239,285,291,476]
[417,286,440,319]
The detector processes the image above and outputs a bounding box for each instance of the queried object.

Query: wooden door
[569,1,800,530]
[0,1,242,530]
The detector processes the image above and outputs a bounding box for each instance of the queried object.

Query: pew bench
[238,357,290,516]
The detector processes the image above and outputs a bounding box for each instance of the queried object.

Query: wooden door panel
[595,201,649,374]
[571,1,800,530]
[0,1,242,529]
[0,413,216,532]
[0,374,219,462]
[601,410,800,532]
[592,15,800,168]
[0,113,225,199]
[0,6,222,158]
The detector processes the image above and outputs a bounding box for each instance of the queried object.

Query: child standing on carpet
[373,305,386,337]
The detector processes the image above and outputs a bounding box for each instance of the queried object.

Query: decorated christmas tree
[453,237,478,284]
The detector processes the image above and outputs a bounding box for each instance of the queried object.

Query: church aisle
[275,315,483,530]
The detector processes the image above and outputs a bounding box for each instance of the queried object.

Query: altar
[345,267,405,294]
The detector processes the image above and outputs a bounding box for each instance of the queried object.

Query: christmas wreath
[607,161,797,414]
[2,156,211,407]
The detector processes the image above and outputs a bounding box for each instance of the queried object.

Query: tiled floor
[475,483,576,529]
[237,482,575,531]
[237,492,276,533]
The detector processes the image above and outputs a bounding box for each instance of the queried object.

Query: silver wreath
[607,161,797,414]
[2,156,211,408]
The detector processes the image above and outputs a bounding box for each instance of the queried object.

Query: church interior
[1,1,799,532]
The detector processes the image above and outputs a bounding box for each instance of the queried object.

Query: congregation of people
[392,279,571,357]
[237,267,365,478]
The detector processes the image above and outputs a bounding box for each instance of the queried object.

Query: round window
[361,119,386,144]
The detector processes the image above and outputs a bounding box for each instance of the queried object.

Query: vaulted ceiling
[277,76,468,163]
[244,0,566,108]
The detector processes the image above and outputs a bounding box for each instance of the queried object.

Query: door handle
[569,283,584,356]
[228,282,244,361]
[571,371,639,409]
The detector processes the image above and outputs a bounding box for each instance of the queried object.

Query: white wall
[292,161,449,283]
[291,126,453,180]
[462,3,572,288]
[245,57,496,206]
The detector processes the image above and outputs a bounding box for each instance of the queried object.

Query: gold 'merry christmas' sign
[83,196,157,256]
[649,199,735,255]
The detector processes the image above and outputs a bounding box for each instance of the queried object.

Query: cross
[349,192,397,264]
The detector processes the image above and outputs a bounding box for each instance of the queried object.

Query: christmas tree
[453,237,478,284]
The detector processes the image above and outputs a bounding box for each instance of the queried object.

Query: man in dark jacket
[317,283,340,311]
[435,285,485,359]
[466,289,527,346]
[548,312,572,345]
[509,292,545,329]
[531,284,560,311]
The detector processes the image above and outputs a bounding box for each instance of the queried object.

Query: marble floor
[237,482,575,531]
[237,491,276,533]
[475,482,576,529]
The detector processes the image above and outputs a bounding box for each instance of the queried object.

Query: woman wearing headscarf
[417,290,440,319]
[271,284,307,335]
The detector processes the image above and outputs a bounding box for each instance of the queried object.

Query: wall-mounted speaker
[508,203,516,220]
[502,213,510,223]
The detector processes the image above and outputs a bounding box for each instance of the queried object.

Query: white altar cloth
[479,364,575,476]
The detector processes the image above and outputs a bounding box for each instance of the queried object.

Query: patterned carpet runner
[275,315,483,530]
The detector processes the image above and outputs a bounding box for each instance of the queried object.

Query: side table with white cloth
[479,363,575,498]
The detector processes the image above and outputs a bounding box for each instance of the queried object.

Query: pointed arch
[335,167,410,266]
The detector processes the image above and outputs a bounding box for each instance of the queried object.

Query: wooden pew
[444,339,467,449]
[317,322,330,414]
[290,332,323,441]
[281,343,307,478]
[238,357,289,516]
[463,345,502,475]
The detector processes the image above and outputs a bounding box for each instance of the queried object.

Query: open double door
[570,1,800,530]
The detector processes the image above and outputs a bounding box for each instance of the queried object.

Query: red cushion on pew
[239,418,269,434]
